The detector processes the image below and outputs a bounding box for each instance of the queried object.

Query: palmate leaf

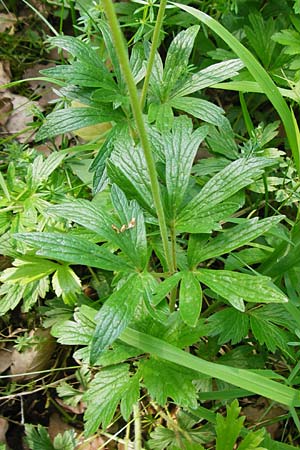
[197,270,288,311]
[215,400,244,450]
[189,215,284,267]
[90,274,143,364]
[36,107,120,141]
[83,364,139,435]
[176,157,276,232]
[138,357,198,408]
[207,308,249,345]
[163,116,208,218]
[14,232,133,272]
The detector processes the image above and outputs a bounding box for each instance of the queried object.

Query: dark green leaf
[179,271,202,327]
[90,274,143,363]
[177,191,244,233]
[110,185,148,269]
[191,215,284,266]
[84,364,137,434]
[139,357,198,407]
[177,158,276,232]
[197,270,288,310]
[14,232,132,271]
[207,308,249,345]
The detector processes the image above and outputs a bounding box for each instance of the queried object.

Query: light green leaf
[120,373,140,420]
[179,271,202,327]
[139,357,198,408]
[52,307,95,346]
[177,157,276,232]
[52,265,81,305]
[175,59,244,97]
[31,152,66,186]
[36,107,118,141]
[197,270,288,309]
[163,25,200,95]
[0,258,58,284]
[14,232,132,272]
[90,274,143,364]
[0,283,26,315]
[148,102,174,132]
[170,96,224,126]
[190,215,284,266]
[238,428,266,450]
[215,400,244,450]
[163,116,209,218]
[83,364,136,434]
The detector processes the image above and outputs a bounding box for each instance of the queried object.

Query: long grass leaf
[121,328,300,407]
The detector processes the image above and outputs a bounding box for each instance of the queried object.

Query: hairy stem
[133,403,142,450]
[140,0,167,111]
[102,0,174,273]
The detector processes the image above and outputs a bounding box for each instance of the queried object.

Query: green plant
[2,0,300,447]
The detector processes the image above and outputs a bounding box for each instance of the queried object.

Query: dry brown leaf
[76,435,107,450]
[0,61,11,86]
[10,328,56,381]
[0,347,12,374]
[0,417,9,444]
[0,13,16,34]
[55,396,86,415]
[24,64,57,107]
[4,93,38,143]
[48,413,74,442]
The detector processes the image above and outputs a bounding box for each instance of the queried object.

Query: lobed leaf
[170,96,225,126]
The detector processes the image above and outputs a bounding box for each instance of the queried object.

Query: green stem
[140,0,167,111]
[102,0,174,273]
[133,403,142,450]
[169,222,178,311]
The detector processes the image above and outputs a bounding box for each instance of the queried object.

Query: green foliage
[2,1,300,447]
[25,424,77,450]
